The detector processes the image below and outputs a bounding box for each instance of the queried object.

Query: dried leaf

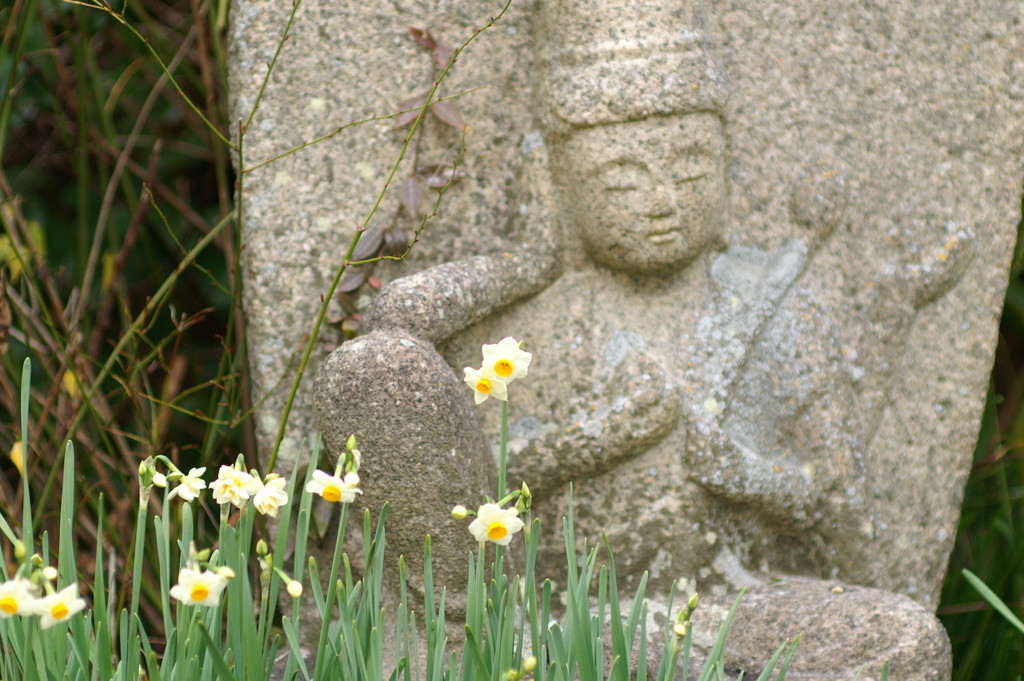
[399,176,424,217]
[384,227,409,257]
[334,292,359,316]
[394,94,428,128]
[0,278,8,359]
[350,226,384,262]
[326,307,346,325]
[409,27,437,51]
[339,268,370,293]
[431,101,467,131]
[432,44,452,67]
[423,166,467,189]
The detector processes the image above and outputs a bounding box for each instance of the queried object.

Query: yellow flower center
[494,359,513,378]
[322,485,342,503]
[190,584,210,603]
[476,378,492,394]
[487,522,507,541]
[0,596,18,614]
[50,601,69,620]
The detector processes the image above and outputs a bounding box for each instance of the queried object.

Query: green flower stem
[124,499,149,678]
[499,400,508,500]
[19,358,32,562]
[473,542,486,640]
[312,502,349,681]
[495,490,521,508]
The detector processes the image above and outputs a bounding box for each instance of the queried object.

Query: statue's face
[554,113,726,275]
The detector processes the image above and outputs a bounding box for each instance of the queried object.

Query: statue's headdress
[535,0,728,134]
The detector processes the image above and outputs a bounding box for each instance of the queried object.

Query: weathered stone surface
[314,330,496,610]
[231,0,1023,676]
[620,580,951,681]
[703,579,952,681]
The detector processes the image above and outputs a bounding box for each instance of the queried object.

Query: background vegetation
[1,0,247,629]
[0,0,1022,677]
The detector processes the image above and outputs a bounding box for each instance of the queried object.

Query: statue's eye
[598,165,645,192]
[672,151,715,184]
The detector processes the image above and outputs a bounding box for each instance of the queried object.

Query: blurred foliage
[938,198,1024,681]
[0,0,246,631]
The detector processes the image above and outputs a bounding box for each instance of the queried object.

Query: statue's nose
[643,185,675,218]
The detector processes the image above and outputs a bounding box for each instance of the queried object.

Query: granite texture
[229,0,1024,676]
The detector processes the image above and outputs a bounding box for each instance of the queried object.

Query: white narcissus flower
[0,579,36,618]
[210,465,260,508]
[467,503,524,546]
[481,337,532,384]
[305,470,361,504]
[32,584,86,629]
[463,366,508,404]
[169,568,229,607]
[253,476,288,517]
[167,467,207,502]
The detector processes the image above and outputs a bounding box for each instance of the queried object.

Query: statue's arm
[508,351,682,497]
[363,244,559,344]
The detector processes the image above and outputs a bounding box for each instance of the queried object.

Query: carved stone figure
[231,0,1024,675]
[313,1,959,676]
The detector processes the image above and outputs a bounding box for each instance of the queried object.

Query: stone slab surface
[230,0,1023,676]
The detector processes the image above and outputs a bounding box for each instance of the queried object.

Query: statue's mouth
[646,229,679,244]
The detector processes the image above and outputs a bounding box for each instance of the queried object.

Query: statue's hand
[687,427,818,529]
[508,351,681,496]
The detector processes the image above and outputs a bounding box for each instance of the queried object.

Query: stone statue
[227,0,1024,670]
[312,1,960,676]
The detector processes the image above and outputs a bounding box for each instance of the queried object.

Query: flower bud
[287,580,303,598]
[152,473,167,488]
[673,621,690,639]
[522,656,537,674]
[347,434,358,452]
[451,505,468,520]
[9,441,24,475]
[687,592,699,613]
[14,540,26,560]
[30,553,43,567]
[218,566,236,579]
[196,549,212,563]
[43,566,58,581]
[256,539,269,556]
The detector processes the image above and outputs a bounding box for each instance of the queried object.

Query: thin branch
[72,23,199,332]
[242,87,483,174]
[265,0,514,472]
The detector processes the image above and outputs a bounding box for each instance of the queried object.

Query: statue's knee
[314,329,495,608]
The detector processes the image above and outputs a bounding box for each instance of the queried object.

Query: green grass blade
[774,636,800,680]
[963,569,1024,636]
[196,621,240,681]
[753,640,789,681]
